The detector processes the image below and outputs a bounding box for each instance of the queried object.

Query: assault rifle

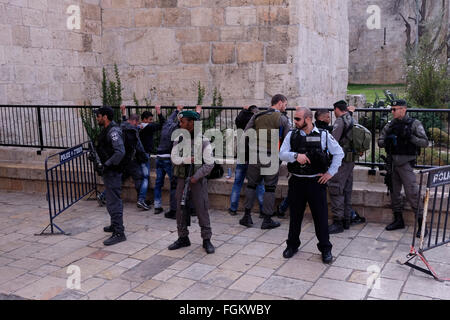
[87,141,104,176]
[378,154,393,195]
[181,164,194,227]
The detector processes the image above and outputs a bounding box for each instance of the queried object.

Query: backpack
[342,117,372,156]
[121,127,148,165]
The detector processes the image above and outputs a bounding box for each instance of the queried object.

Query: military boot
[343,219,351,230]
[103,232,126,246]
[168,237,191,250]
[261,216,280,230]
[203,239,215,254]
[103,225,114,233]
[328,220,344,234]
[416,218,429,238]
[239,209,253,228]
[385,212,405,231]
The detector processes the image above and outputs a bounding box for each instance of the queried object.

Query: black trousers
[103,170,124,234]
[286,176,332,253]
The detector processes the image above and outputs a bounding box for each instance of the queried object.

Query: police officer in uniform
[95,107,127,246]
[168,110,216,254]
[280,107,344,263]
[378,99,429,237]
[241,94,291,230]
[328,100,356,234]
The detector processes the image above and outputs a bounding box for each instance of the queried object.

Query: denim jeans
[279,196,289,213]
[154,157,175,209]
[229,164,264,212]
[138,160,150,202]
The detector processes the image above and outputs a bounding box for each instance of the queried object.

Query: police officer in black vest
[378,99,429,237]
[280,107,344,263]
[95,107,127,246]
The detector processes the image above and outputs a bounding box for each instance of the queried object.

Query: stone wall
[349,0,450,84]
[101,0,349,108]
[1,0,349,108]
[0,0,102,105]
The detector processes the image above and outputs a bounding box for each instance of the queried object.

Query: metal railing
[1,105,449,169]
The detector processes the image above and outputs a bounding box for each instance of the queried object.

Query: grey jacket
[157,110,180,156]
[378,115,429,166]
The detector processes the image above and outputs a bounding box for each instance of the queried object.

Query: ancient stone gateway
[0,0,349,108]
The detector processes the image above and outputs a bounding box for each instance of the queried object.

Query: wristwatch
[293,153,299,161]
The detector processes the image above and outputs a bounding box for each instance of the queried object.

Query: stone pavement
[0,190,449,301]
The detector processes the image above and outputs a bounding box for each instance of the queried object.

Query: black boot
[164,210,176,220]
[328,220,344,234]
[103,232,126,246]
[416,218,429,238]
[203,239,215,254]
[239,209,253,228]
[168,237,191,250]
[343,219,351,230]
[154,207,164,215]
[385,212,405,231]
[103,225,114,233]
[351,210,366,225]
[322,249,333,264]
[261,216,280,230]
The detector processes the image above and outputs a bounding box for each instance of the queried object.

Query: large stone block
[23,83,49,102]
[0,65,13,81]
[30,27,52,49]
[0,84,5,104]
[199,27,219,41]
[22,8,44,27]
[125,29,180,65]
[0,24,12,46]
[14,65,36,84]
[220,26,246,41]
[212,42,235,64]
[163,8,190,27]
[84,20,102,36]
[6,84,24,104]
[82,3,102,20]
[103,9,131,28]
[157,0,178,7]
[210,65,256,100]
[257,6,289,25]
[181,43,210,64]
[237,42,263,63]
[175,28,199,42]
[63,83,83,100]
[5,5,22,25]
[191,7,213,26]
[12,25,30,47]
[134,8,163,27]
[178,0,202,7]
[265,43,288,64]
[0,46,5,65]
[225,7,256,26]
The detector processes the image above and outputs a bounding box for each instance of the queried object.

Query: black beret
[392,99,407,107]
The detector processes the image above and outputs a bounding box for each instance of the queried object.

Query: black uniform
[96,121,126,234]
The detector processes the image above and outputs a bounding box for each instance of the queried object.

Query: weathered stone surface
[163,7,190,27]
[134,8,163,27]
[237,42,264,63]
[181,42,210,64]
[120,255,178,282]
[212,42,235,64]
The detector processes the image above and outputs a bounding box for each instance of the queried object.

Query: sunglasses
[294,117,302,121]
[391,108,402,112]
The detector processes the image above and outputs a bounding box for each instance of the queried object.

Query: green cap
[178,110,200,120]
[392,99,407,107]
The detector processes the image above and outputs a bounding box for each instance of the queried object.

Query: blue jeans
[280,196,289,213]
[154,158,176,210]
[138,160,150,202]
[229,164,264,212]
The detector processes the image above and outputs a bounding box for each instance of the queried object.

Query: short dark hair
[315,109,329,121]
[95,107,114,121]
[271,94,287,106]
[248,105,258,112]
[333,100,348,111]
[141,111,153,120]
[129,114,140,122]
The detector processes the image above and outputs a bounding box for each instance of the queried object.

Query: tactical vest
[96,122,122,171]
[389,118,419,156]
[254,110,281,152]
[287,129,329,176]
[340,113,357,162]
[172,136,203,178]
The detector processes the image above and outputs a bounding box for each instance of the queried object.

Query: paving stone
[368,278,404,300]
[52,247,99,267]
[175,283,224,300]
[348,270,372,285]
[29,264,60,277]
[7,257,48,270]
[51,290,86,300]
[200,268,242,288]
[342,237,397,262]
[127,229,171,245]
[399,293,433,300]
[257,275,313,300]
[31,238,90,261]
[0,266,28,285]
[97,265,128,280]
[333,255,384,271]
[14,276,66,300]
[117,258,141,269]
[215,289,250,300]
[118,291,143,300]
[150,282,190,300]
[197,253,229,266]
[358,223,386,238]
[403,275,450,300]
[51,257,115,281]
[248,292,287,300]
[152,269,179,281]
[120,255,178,283]
[239,241,278,257]
[302,294,332,300]
[227,236,254,246]
[229,275,266,293]
[219,254,261,273]
[131,247,160,261]
[308,278,368,300]
[0,273,41,293]
[100,240,147,255]
[246,266,274,278]
[302,236,352,256]
[323,266,353,281]
[381,262,411,281]
[103,253,129,263]
[78,277,106,294]
[88,278,132,300]
[215,243,244,256]
[256,257,286,269]
[133,279,162,294]
[177,263,216,281]
[256,228,287,245]
[276,259,327,282]
[168,260,193,271]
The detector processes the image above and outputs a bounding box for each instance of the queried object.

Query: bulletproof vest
[96,122,121,171]
[121,126,139,165]
[254,110,281,152]
[287,129,329,176]
[389,118,419,156]
[172,135,203,178]
[315,120,333,133]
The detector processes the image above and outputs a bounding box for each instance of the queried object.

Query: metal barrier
[1,105,449,169]
[37,141,97,236]
[399,165,450,281]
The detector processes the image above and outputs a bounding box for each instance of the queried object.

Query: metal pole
[36,106,45,154]
[369,109,376,175]
[419,188,430,252]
